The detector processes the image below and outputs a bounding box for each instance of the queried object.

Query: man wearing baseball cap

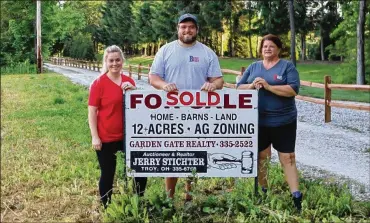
[178,13,198,27]
[149,13,224,202]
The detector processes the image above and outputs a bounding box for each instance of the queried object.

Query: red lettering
[167,92,178,106]
[239,94,253,109]
[208,92,220,106]
[224,94,237,108]
[195,92,206,106]
[130,94,143,108]
[145,94,161,109]
[180,91,193,106]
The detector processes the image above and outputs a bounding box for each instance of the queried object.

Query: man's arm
[149,74,167,90]
[149,74,178,92]
[201,76,223,92]
[208,76,224,89]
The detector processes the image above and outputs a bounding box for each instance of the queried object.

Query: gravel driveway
[44,63,370,200]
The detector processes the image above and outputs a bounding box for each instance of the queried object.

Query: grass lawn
[1,73,101,222]
[126,56,370,103]
[1,73,369,222]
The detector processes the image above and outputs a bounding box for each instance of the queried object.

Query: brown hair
[259,34,283,55]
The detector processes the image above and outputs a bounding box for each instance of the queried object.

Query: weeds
[1,60,37,74]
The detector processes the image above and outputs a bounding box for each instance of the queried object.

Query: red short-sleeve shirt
[88,73,136,143]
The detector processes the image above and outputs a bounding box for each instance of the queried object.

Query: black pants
[96,140,147,207]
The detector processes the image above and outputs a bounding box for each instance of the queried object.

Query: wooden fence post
[236,66,246,83]
[241,66,246,75]
[138,63,142,80]
[129,65,132,77]
[324,75,332,123]
[148,64,151,83]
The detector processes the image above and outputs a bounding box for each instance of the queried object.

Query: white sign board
[125,90,258,178]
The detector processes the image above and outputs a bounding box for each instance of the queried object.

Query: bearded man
[149,13,224,202]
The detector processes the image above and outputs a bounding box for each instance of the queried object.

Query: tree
[150,1,178,48]
[200,1,228,55]
[254,0,291,57]
[98,1,135,53]
[255,0,290,35]
[311,0,342,61]
[245,0,258,58]
[294,0,316,61]
[288,0,296,66]
[319,0,325,61]
[0,1,63,65]
[357,0,366,84]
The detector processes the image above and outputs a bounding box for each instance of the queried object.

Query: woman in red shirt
[88,45,147,208]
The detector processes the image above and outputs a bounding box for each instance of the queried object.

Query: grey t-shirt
[237,59,300,127]
[150,40,222,90]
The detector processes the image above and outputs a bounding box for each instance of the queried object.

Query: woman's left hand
[253,77,270,90]
[122,82,137,91]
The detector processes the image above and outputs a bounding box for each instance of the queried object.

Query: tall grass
[1,60,37,75]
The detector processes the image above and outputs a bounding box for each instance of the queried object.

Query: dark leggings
[96,140,147,206]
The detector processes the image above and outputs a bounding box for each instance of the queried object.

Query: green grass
[126,56,370,103]
[0,60,37,75]
[1,73,369,222]
[1,73,99,222]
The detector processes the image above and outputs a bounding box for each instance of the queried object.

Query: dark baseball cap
[178,13,198,27]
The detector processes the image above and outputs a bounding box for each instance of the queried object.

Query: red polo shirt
[88,73,135,143]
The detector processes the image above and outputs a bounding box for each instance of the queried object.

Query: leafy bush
[334,60,370,84]
[63,33,96,61]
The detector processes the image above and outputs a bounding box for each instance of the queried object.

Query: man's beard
[179,34,197,44]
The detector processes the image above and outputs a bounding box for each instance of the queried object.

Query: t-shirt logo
[189,56,199,62]
[274,74,283,81]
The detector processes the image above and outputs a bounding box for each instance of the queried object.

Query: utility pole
[36,0,42,73]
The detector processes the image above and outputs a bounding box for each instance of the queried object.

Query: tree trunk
[36,0,42,73]
[248,1,253,58]
[288,0,296,66]
[248,35,253,58]
[301,33,306,60]
[320,0,325,61]
[215,31,219,56]
[228,17,235,57]
[357,0,366,84]
[221,32,224,57]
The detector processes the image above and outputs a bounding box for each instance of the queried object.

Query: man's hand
[201,82,217,92]
[162,83,178,92]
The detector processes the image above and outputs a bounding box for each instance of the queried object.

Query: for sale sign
[124,90,258,177]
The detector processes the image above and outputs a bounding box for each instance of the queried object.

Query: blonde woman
[88,45,147,208]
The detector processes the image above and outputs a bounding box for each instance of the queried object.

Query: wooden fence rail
[49,57,370,122]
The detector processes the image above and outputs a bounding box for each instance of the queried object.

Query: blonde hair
[101,45,125,74]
